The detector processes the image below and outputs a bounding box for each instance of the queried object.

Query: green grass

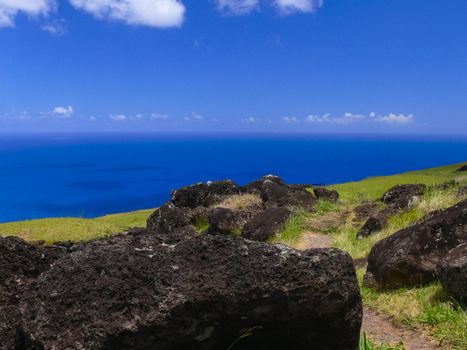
[359,270,467,349]
[269,208,310,245]
[330,162,466,202]
[332,188,463,259]
[360,333,406,350]
[0,209,153,244]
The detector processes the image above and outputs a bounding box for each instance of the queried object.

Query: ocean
[0,133,466,223]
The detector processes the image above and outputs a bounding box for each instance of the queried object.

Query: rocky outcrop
[353,201,378,222]
[381,184,426,210]
[242,207,291,241]
[313,187,339,203]
[438,243,467,302]
[456,164,467,172]
[171,180,240,208]
[357,214,388,239]
[148,175,319,242]
[17,230,362,350]
[0,237,65,350]
[366,199,467,289]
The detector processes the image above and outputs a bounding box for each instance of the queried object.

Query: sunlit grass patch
[0,209,154,244]
[358,270,467,349]
[270,209,310,245]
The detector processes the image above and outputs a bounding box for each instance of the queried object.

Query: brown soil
[294,226,441,350]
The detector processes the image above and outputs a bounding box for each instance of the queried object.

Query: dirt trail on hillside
[295,231,442,350]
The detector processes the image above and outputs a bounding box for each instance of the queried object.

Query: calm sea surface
[1,133,466,223]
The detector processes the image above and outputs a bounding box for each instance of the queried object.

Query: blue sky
[0,0,466,134]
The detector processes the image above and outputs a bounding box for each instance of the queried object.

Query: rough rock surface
[18,231,362,350]
[207,207,257,236]
[457,164,467,172]
[438,243,467,302]
[357,214,388,239]
[0,237,65,350]
[148,175,318,242]
[242,207,291,241]
[313,187,339,203]
[366,199,467,289]
[381,184,426,210]
[353,201,378,222]
[458,185,467,197]
[171,180,240,208]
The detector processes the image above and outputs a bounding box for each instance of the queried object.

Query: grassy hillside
[0,209,153,243]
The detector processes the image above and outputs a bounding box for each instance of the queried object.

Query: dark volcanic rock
[171,180,240,208]
[357,214,388,239]
[366,199,467,289]
[207,207,257,236]
[313,187,339,203]
[0,237,65,350]
[242,207,292,242]
[353,201,378,222]
[458,185,467,197]
[381,184,426,210]
[456,164,467,172]
[18,231,362,350]
[243,175,287,193]
[438,243,467,302]
[147,203,192,233]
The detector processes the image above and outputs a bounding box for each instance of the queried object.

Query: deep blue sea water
[0,133,466,223]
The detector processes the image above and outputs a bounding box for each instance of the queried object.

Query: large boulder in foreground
[18,231,362,350]
[366,199,467,289]
[381,184,426,210]
[0,237,65,350]
[438,243,467,302]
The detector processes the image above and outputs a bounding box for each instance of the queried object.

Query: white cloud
[110,114,127,121]
[184,112,204,121]
[282,116,299,123]
[274,0,323,14]
[306,113,331,123]
[377,113,414,124]
[41,19,66,35]
[242,117,259,123]
[69,0,185,28]
[0,0,55,27]
[150,113,168,120]
[47,105,74,118]
[306,112,415,126]
[215,0,259,15]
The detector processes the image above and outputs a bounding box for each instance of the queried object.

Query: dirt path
[295,231,441,350]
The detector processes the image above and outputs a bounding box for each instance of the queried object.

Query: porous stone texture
[366,199,467,289]
[242,207,291,241]
[438,243,467,302]
[357,214,388,239]
[147,175,319,242]
[171,180,241,208]
[313,187,339,203]
[0,237,65,350]
[17,230,362,350]
[381,184,426,210]
[353,201,378,222]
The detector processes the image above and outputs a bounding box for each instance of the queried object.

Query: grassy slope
[0,209,153,243]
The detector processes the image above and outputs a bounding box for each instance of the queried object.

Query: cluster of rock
[1,176,363,350]
[147,175,338,242]
[0,230,362,349]
[365,198,467,301]
[357,184,426,239]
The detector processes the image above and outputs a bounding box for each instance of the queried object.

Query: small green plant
[314,198,341,214]
[360,333,406,350]
[269,209,309,245]
[193,216,210,234]
[226,326,262,350]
